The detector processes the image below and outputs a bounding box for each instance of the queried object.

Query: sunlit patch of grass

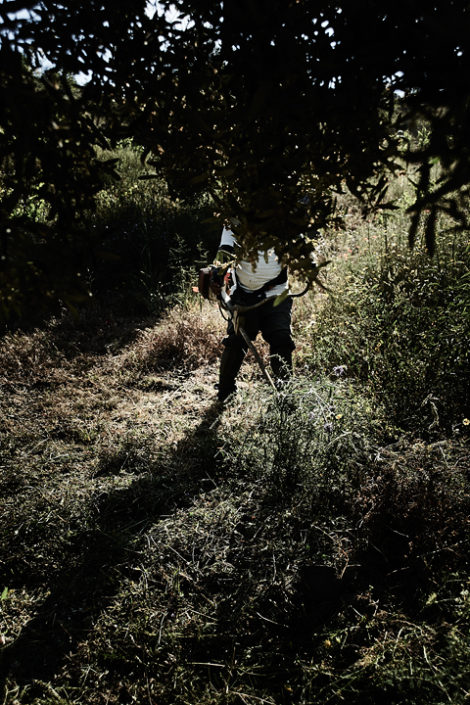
[300,211,470,432]
[123,301,223,373]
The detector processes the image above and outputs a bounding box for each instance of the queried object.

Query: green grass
[1,175,469,704]
[299,205,470,434]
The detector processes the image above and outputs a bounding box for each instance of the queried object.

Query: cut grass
[1,273,469,705]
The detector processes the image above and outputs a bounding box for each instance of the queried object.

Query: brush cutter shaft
[238,326,277,391]
[220,283,310,315]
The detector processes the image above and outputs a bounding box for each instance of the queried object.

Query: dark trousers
[218,296,295,400]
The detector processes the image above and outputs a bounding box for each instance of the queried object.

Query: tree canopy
[1,1,470,281]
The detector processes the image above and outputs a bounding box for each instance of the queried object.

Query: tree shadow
[0,400,225,684]
[45,304,165,359]
[284,520,432,659]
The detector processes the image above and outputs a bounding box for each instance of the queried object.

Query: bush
[2,140,220,326]
[303,216,470,433]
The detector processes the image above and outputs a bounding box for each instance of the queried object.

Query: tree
[1,0,470,285]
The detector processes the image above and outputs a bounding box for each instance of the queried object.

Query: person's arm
[210,226,236,296]
[215,226,236,263]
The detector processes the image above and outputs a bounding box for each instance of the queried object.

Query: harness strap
[258,266,288,292]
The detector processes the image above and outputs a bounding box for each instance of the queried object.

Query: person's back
[218,226,288,298]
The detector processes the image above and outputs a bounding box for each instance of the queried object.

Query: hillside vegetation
[1,164,469,704]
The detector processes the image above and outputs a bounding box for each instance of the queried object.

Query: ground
[1,295,469,705]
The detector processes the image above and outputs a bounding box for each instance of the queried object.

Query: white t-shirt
[219,227,288,297]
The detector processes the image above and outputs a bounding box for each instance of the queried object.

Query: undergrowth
[1,179,469,705]
[1,140,219,327]
[300,210,470,435]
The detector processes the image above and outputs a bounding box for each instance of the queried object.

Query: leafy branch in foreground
[1,1,470,287]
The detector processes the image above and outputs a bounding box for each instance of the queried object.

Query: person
[213,222,295,402]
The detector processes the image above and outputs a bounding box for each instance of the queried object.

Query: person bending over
[214,223,295,402]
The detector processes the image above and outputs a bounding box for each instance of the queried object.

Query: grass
[1,183,470,704]
[298,201,470,434]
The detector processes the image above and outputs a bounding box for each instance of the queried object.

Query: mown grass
[1,178,469,704]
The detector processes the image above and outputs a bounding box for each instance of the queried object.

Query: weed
[303,214,470,433]
[124,301,222,374]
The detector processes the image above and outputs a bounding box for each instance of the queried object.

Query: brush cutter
[197,260,329,391]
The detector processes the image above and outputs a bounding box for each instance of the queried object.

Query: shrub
[2,140,220,326]
[303,217,470,432]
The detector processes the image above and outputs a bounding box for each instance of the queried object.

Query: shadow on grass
[45,303,166,359]
[0,400,225,684]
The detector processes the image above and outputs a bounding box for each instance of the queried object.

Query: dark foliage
[1,1,470,312]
